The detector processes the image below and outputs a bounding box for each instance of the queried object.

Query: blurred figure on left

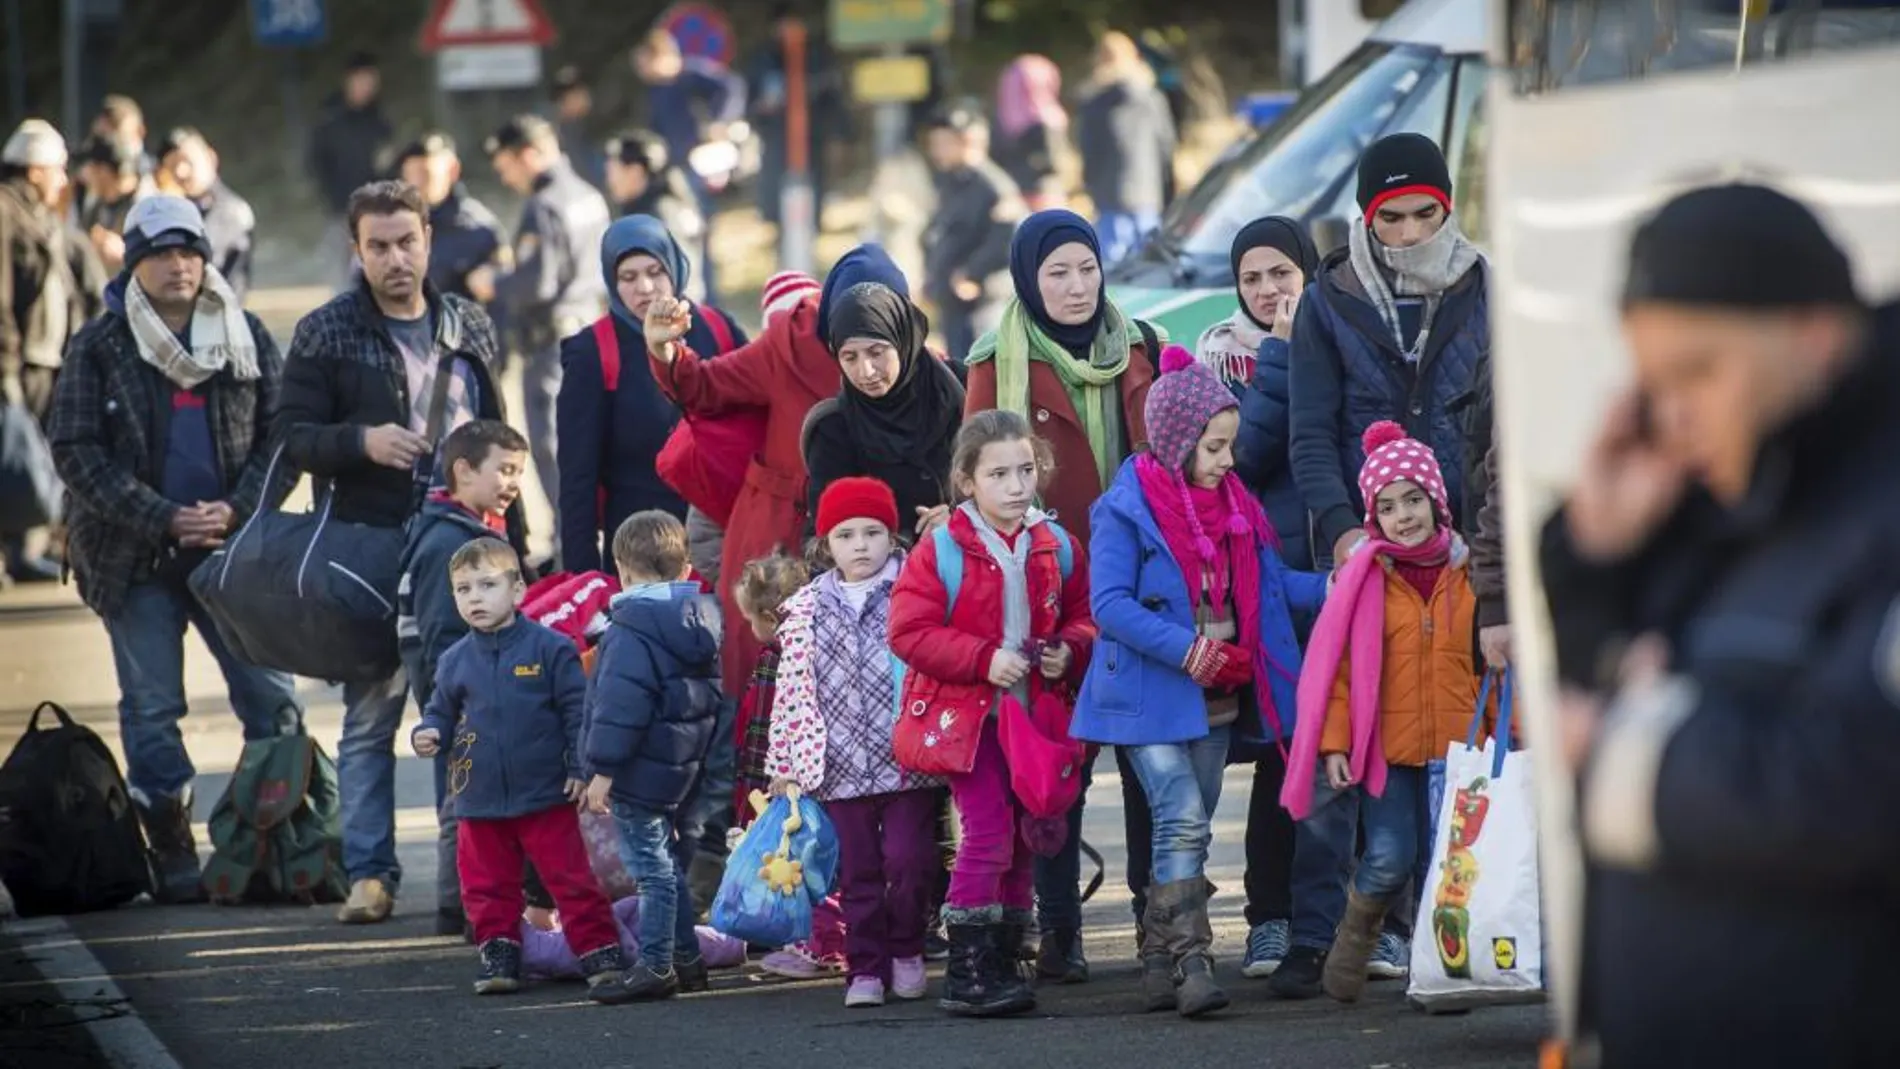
[157,128,256,306]
[47,194,303,903]
[2,119,105,584]
[75,132,156,274]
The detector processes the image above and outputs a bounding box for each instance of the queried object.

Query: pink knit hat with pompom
[1357,420,1450,523]
[1141,344,1273,560]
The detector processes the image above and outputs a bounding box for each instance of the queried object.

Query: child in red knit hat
[1280,420,1490,1004]
[765,476,944,1008]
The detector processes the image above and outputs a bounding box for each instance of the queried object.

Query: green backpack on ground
[200,726,348,905]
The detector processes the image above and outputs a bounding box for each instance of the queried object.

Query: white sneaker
[844,975,886,1007]
[890,955,928,1000]
[1368,932,1410,979]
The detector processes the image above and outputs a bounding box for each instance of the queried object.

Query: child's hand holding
[1323,752,1355,791]
[988,648,1031,688]
[1038,641,1073,680]
[565,778,586,804]
[412,728,441,757]
[768,777,799,798]
[584,774,614,815]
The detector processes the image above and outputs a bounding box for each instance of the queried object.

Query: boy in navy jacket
[582,511,724,1001]
[396,418,530,937]
[413,540,634,1002]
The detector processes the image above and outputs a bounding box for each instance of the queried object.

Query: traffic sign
[658,3,736,68]
[251,0,326,48]
[437,43,544,90]
[419,0,556,52]
[830,0,951,49]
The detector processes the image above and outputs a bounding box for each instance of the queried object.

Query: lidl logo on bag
[1492,936,1518,971]
[514,664,542,678]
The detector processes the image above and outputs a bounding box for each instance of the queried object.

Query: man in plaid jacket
[47,194,302,904]
[273,179,519,927]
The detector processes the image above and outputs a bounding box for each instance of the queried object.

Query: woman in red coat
[644,247,914,697]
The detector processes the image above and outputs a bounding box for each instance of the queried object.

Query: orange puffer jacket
[1319,559,1490,767]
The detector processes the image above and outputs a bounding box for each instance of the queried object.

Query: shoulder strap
[591,316,620,392]
[933,524,962,623]
[1048,522,1074,582]
[702,306,736,354]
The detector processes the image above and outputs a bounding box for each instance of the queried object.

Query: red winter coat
[887,508,1098,774]
[650,297,841,697]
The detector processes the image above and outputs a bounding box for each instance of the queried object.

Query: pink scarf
[1280,525,1454,819]
[1134,454,1289,742]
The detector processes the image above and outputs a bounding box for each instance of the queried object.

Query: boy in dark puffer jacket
[581,510,724,1001]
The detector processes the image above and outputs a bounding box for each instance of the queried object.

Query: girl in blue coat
[556,215,746,573]
[1072,345,1326,1018]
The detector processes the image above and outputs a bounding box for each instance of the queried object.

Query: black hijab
[1230,215,1319,331]
[1009,208,1106,353]
[826,281,966,471]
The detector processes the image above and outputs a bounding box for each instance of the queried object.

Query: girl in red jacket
[887,409,1097,1018]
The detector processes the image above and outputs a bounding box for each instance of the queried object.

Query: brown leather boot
[1322,888,1387,1003]
[1138,891,1176,1012]
[1152,878,1229,1018]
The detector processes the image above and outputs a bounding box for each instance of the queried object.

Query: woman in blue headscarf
[556,214,747,574]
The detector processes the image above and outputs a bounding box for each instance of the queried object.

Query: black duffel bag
[190,353,462,683]
[190,444,407,682]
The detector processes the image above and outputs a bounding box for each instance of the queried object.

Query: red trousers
[458,804,618,956]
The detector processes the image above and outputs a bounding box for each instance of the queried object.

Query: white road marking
[8,915,185,1069]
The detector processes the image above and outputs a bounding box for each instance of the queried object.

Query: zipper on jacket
[491,637,510,812]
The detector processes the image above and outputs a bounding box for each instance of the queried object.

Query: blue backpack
[931,521,1074,618]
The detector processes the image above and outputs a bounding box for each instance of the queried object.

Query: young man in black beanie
[1542,182,1900,1068]
[1275,131,1491,995]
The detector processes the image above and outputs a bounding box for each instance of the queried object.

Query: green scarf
[968,296,1154,489]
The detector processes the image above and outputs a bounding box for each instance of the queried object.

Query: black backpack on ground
[0,702,153,916]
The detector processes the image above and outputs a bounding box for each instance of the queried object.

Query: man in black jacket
[48,195,301,903]
[275,180,514,926]
[309,53,393,290]
[1543,183,1900,1067]
[921,104,1022,363]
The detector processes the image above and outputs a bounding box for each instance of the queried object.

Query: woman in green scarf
[961,208,1163,987]
[964,209,1161,546]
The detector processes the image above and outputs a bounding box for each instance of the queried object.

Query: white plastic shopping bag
[1408,670,1546,1012]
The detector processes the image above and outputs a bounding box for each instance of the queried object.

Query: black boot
[474,939,524,995]
[675,954,710,993]
[581,946,634,1003]
[1001,909,1038,985]
[1035,927,1089,984]
[135,789,205,904]
[940,918,1036,1017]
[1268,946,1326,1000]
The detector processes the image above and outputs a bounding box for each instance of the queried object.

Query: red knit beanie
[816,476,899,538]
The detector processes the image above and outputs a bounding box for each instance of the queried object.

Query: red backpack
[594,312,766,527]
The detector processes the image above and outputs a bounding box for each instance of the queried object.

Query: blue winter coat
[415,618,588,821]
[583,581,724,811]
[1071,460,1328,747]
[1288,247,1488,562]
[397,498,500,705]
[1233,336,1315,573]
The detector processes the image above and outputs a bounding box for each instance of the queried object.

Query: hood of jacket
[609,582,722,669]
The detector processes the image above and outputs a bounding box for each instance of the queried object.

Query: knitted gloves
[1184,637,1253,689]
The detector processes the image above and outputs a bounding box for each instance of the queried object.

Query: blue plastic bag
[710,792,839,946]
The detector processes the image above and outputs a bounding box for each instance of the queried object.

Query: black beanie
[1622,184,1859,310]
[1356,133,1453,223]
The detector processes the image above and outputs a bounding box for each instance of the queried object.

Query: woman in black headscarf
[802,280,966,537]
[1197,215,1319,395]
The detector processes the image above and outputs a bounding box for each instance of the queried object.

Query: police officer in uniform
[478,115,611,527]
[397,133,509,308]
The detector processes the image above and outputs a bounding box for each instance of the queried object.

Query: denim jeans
[1288,766,1422,950]
[1124,726,1231,886]
[1242,750,1298,927]
[337,669,409,888]
[1354,765,1432,901]
[612,801,697,972]
[102,577,301,800]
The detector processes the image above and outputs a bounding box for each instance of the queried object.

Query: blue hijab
[818,244,909,341]
[1008,209,1105,351]
[601,214,689,329]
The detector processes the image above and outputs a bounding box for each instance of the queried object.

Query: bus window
[1510,0,1900,96]
[1446,58,1490,244]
